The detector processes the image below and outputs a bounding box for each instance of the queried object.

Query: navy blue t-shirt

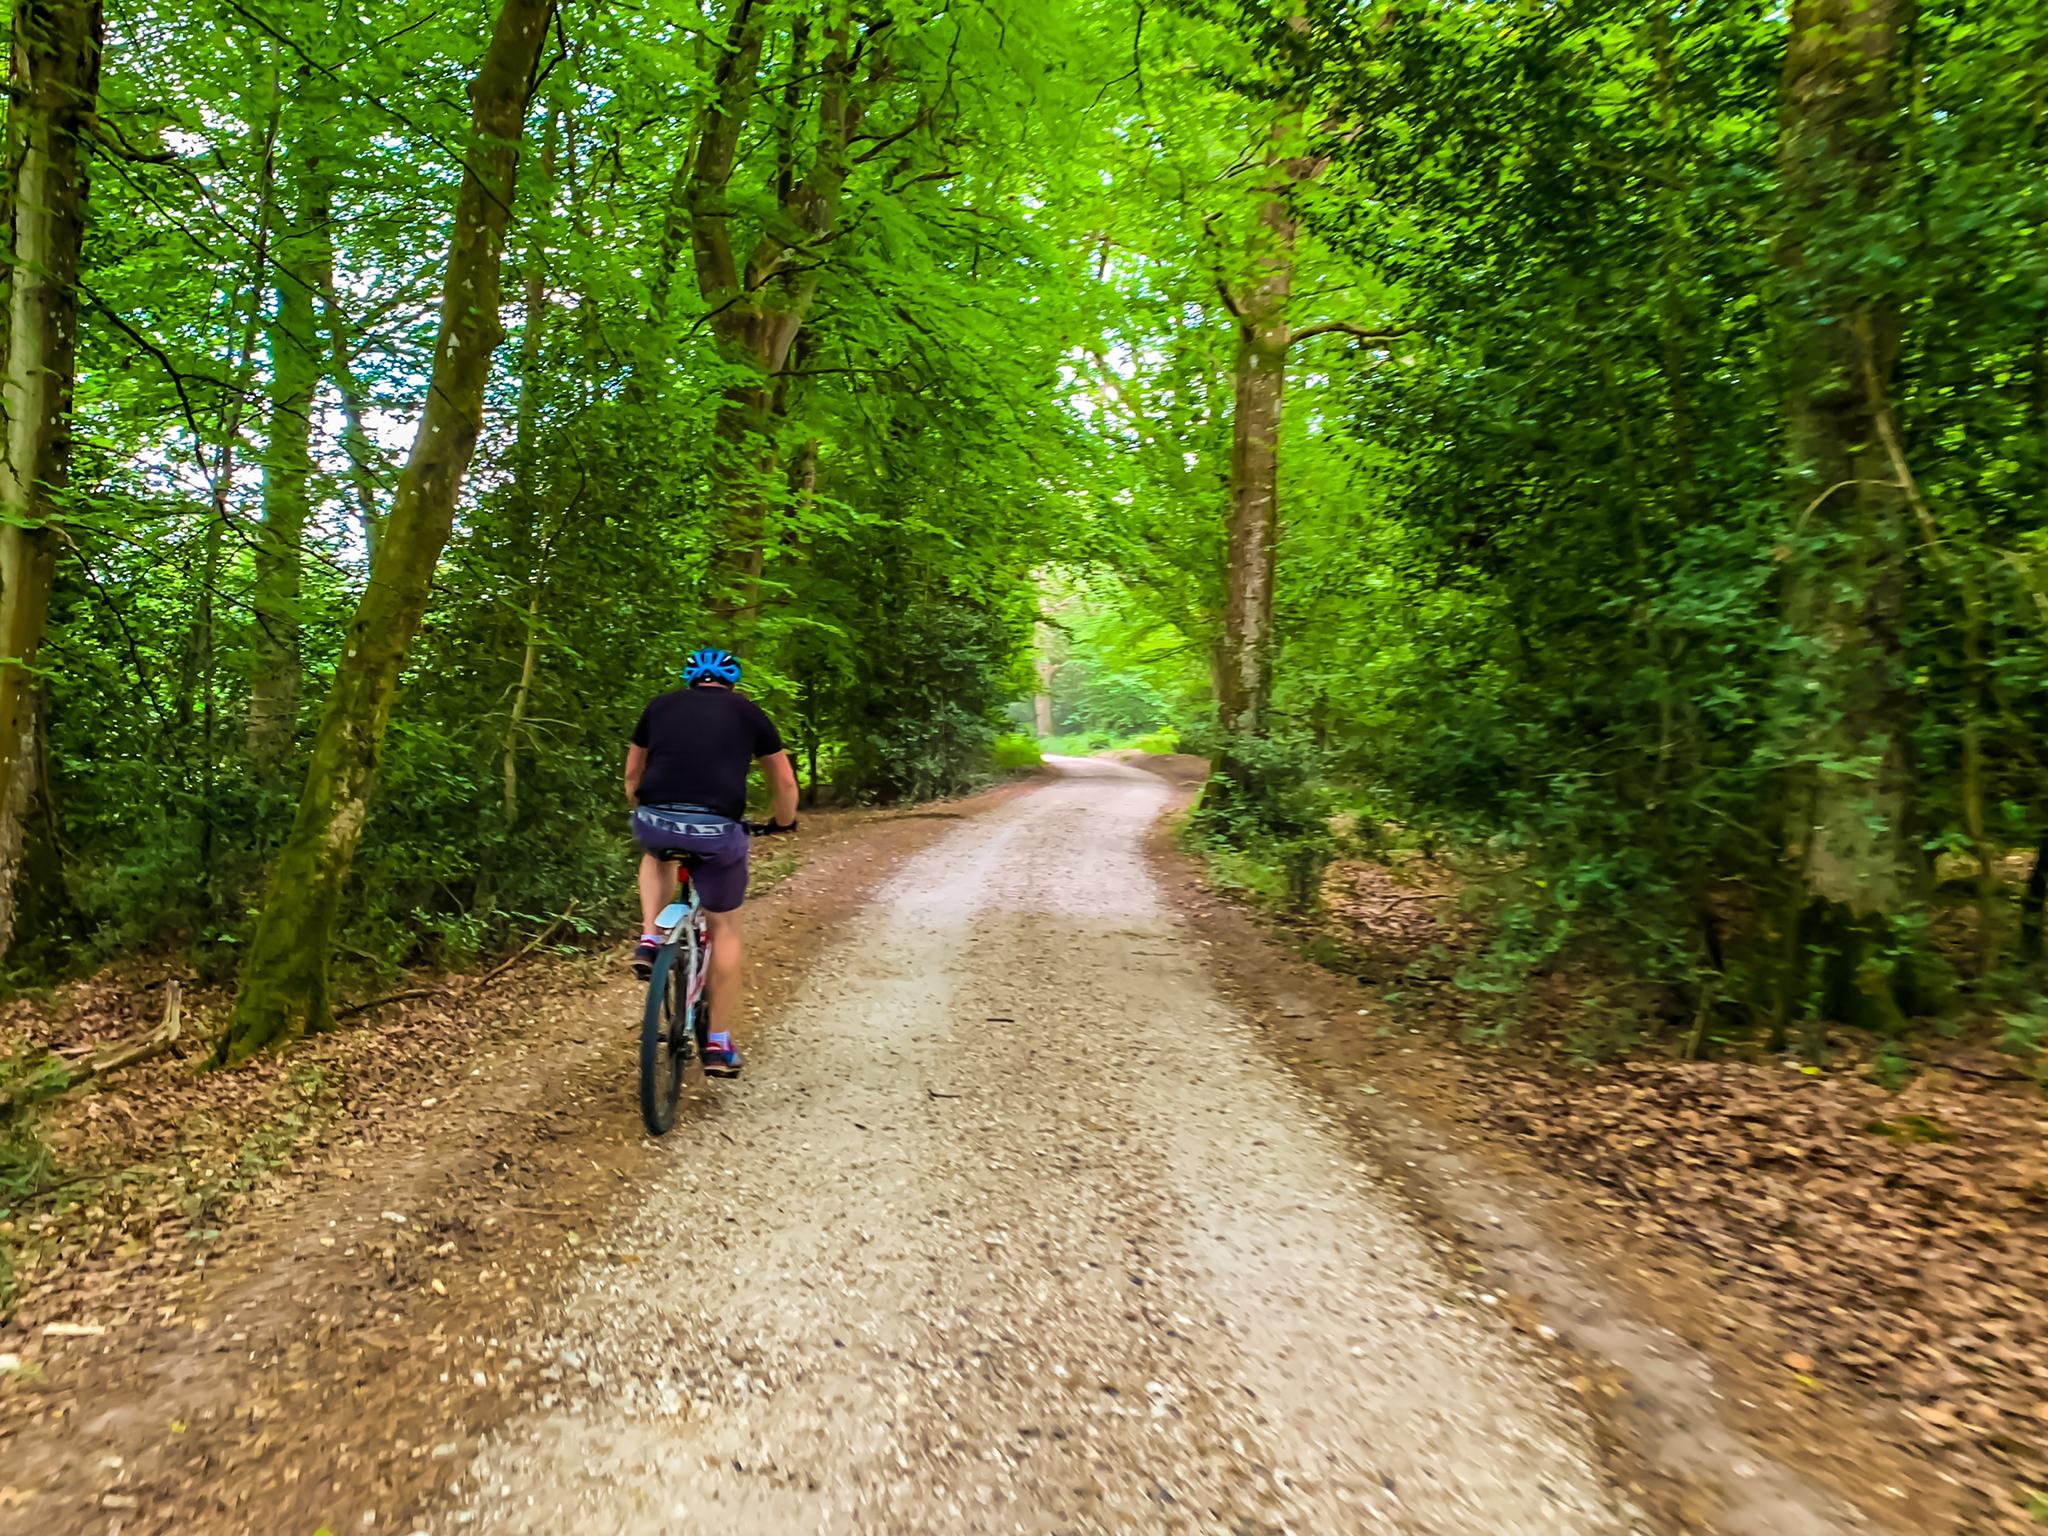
[630,686,784,820]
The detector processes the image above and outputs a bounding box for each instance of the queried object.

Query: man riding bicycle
[625,647,798,1077]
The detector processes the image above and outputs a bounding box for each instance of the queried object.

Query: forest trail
[436,758,1642,1535]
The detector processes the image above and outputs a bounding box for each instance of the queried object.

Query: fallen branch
[330,987,447,1022]
[1943,1058,2033,1085]
[1,982,184,1118]
[475,901,578,987]
[332,902,579,1021]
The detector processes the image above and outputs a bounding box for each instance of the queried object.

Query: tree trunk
[687,7,873,628]
[312,185,386,567]
[0,0,102,960]
[1776,0,1919,1025]
[1217,121,1301,741]
[1220,323,1287,738]
[703,371,784,627]
[247,150,325,767]
[501,589,541,826]
[498,108,557,829]
[220,0,553,1062]
[2022,828,2048,966]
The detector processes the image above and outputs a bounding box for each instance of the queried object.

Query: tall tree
[1215,116,1302,742]
[246,126,326,768]
[0,0,103,957]
[220,0,556,1060]
[1776,0,1920,1023]
[1214,111,1395,745]
[683,4,885,626]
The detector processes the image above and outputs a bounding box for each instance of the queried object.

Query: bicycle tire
[639,943,686,1135]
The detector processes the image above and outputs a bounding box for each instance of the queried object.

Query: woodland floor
[0,757,2002,1534]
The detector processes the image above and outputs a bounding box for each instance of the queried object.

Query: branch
[91,118,177,164]
[473,902,578,987]
[0,984,183,1119]
[686,0,767,303]
[1215,276,1247,324]
[332,902,579,1020]
[1286,320,1408,349]
[1855,311,1949,566]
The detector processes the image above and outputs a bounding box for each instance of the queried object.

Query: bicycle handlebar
[743,818,798,838]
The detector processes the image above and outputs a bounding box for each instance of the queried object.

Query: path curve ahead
[443,758,1644,1535]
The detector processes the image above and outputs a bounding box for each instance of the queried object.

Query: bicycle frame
[642,866,714,1135]
[654,867,711,1011]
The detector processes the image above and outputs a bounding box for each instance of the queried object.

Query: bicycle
[638,820,791,1136]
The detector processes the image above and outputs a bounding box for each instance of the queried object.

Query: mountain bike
[638,822,790,1136]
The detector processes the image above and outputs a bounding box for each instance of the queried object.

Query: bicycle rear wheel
[639,943,688,1135]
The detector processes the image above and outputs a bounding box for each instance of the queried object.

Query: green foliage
[1056,0,2048,1047]
[990,734,1045,774]
[13,0,1121,988]
[1125,728,1182,756]
[19,0,2048,1065]
[1188,734,1339,916]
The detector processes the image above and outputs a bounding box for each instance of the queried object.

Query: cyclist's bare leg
[637,853,677,935]
[704,908,743,1038]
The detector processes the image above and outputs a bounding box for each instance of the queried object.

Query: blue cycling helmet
[683,647,743,687]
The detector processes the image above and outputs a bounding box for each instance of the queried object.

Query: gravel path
[439,758,1644,1535]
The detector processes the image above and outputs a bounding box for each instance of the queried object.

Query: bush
[990,733,1044,773]
[1041,731,1112,756]
[1039,727,1178,757]
[1188,733,1340,915]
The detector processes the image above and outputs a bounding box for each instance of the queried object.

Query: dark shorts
[631,805,750,913]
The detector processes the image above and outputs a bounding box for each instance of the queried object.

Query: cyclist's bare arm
[624,743,648,805]
[760,750,799,828]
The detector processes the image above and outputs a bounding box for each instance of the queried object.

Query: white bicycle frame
[655,875,712,1013]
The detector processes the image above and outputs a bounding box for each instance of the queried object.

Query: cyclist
[625,647,798,1077]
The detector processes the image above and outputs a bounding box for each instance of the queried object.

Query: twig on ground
[1944,1058,2033,1085]
[332,901,580,1021]
[475,901,578,987]
[330,987,447,1022]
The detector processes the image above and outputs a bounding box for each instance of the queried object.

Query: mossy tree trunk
[247,146,325,768]
[219,0,554,1063]
[0,0,101,960]
[1775,0,1921,1028]
[1215,118,1298,744]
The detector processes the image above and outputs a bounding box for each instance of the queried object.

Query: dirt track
[436,758,1642,1534]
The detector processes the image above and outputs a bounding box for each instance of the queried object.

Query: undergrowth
[1040,727,1180,757]
[990,732,1045,772]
